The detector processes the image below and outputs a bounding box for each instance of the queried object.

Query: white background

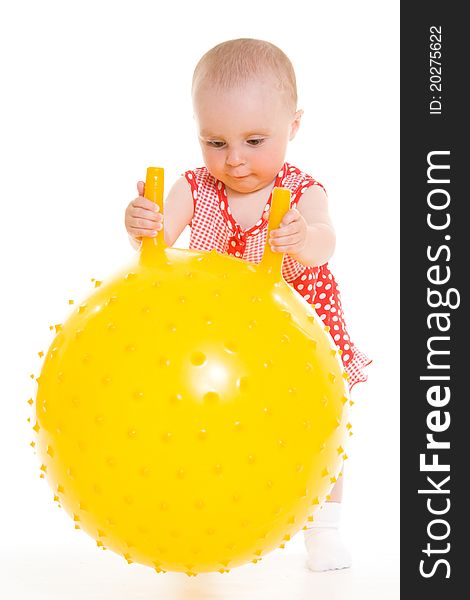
[0,1,399,597]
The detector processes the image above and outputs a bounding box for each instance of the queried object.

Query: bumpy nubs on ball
[34,167,350,575]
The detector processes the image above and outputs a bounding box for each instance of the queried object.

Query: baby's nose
[225,149,246,167]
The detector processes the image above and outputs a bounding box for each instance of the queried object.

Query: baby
[125,38,370,572]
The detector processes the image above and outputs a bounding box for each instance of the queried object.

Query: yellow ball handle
[140,167,166,265]
[139,171,290,273]
[260,187,291,278]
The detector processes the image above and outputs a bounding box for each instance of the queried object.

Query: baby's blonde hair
[192,38,298,113]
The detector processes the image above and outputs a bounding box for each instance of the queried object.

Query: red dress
[184,162,371,390]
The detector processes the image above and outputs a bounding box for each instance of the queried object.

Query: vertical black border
[401,3,467,595]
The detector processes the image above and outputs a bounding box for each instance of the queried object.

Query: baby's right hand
[125,181,163,241]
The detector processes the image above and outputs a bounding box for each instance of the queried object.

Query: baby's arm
[269,185,336,267]
[125,176,194,249]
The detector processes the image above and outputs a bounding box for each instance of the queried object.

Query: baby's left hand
[269,209,307,255]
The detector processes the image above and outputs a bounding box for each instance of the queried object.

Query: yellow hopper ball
[34,167,349,575]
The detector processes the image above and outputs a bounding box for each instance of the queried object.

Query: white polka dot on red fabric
[278,170,284,177]
[304,294,310,301]
[324,304,331,310]
[331,306,336,312]
[332,316,338,322]
[220,200,225,210]
[193,190,198,200]
[325,283,331,290]
[316,281,323,287]
[319,293,326,299]
[218,181,222,190]
[252,229,259,235]
[231,240,236,247]
[188,173,193,179]
[301,274,307,281]
[334,334,340,341]
[297,284,304,291]
[343,334,349,340]
[344,344,350,350]
[343,354,350,361]
[334,325,339,330]
[308,284,313,291]
[315,303,321,309]
[320,314,326,320]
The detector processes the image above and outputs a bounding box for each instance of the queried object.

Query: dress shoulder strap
[183,167,216,209]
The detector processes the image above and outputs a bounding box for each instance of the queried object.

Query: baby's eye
[247,138,265,146]
[206,140,226,148]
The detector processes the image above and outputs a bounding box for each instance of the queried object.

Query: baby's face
[193,78,299,194]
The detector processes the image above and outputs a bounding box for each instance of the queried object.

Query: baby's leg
[303,473,352,571]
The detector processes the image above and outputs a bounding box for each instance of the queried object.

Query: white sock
[303,502,352,572]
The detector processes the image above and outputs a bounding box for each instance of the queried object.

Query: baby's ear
[289,109,304,140]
